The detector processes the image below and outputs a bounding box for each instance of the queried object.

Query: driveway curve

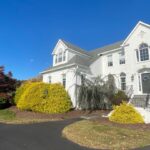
[0,118,95,150]
[0,118,150,150]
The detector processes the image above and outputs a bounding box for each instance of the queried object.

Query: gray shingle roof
[89,40,124,56]
[41,40,124,73]
[61,39,91,56]
[41,55,91,73]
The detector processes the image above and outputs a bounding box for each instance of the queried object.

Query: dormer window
[55,49,66,64]
[58,51,63,62]
[63,51,66,61]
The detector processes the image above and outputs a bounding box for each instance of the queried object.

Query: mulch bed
[8,106,150,130]
[8,106,108,120]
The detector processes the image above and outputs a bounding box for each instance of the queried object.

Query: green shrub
[109,102,144,124]
[14,82,32,104]
[16,82,72,114]
[111,90,129,105]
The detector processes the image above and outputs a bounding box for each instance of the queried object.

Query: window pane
[120,73,126,91]
[63,52,66,61]
[139,43,149,61]
[62,74,66,87]
[136,50,139,62]
[55,55,57,64]
[140,48,149,61]
[58,52,62,62]
[119,51,125,64]
[48,76,51,83]
[107,55,113,66]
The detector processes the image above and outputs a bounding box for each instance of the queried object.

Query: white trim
[52,39,67,55]
[66,48,92,58]
[40,63,77,74]
[135,44,150,63]
[40,63,89,74]
[121,21,150,46]
[97,47,122,56]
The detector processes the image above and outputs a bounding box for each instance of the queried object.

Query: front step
[135,107,150,124]
[130,95,150,108]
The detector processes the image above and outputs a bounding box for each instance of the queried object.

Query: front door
[141,73,150,93]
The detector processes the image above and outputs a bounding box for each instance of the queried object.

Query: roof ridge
[90,40,124,56]
[61,39,91,56]
[91,40,124,51]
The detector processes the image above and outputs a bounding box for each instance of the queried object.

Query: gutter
[40,63,77,74]
[97,47,122,56]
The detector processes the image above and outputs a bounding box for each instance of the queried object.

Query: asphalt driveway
[0,118,95,150]
[0,118,150,150]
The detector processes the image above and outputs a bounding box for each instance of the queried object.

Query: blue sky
[0,0,150,80]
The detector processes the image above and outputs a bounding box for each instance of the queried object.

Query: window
[107,55,113,66]
[136,49,139,62]
[139,43,149,61]
[58,52,63,62]
[119,50,125,64]
[120,73,126,91]
[62,74,66,87]
[55,49,66,64]
[63,51,66,61]
[48,76,51,83]
[55,55,57,64]
[138,75,141,91]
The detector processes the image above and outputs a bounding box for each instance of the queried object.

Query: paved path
[0,118,150,150]
[0,119,95,150]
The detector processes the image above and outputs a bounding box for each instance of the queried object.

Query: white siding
[43,67,78,107]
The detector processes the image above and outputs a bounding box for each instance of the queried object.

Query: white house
[41,21,150,108]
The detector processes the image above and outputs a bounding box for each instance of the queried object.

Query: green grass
[63,120,150,150]
[0,109,16,121]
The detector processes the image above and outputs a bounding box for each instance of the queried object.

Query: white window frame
[107,55,113,67]
[62,74,66,88]
[120,73,126,91]
[119,50,125,64]
[136,43,150,62]
[48,76,51,83]
[55,49,66,64]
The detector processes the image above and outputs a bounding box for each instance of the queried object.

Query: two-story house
[41,21,150,108]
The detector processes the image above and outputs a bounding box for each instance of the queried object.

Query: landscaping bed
[0,106,108,124]
[63,118,150,150]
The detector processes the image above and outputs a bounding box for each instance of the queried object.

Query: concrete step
[131,95,150,108]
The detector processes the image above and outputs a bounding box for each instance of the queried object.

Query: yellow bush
[109,102,144,124]
[16,82,72,113]
[14,81,32,104]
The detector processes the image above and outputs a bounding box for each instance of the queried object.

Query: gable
[52,39,67,55]
[122,21,150,46]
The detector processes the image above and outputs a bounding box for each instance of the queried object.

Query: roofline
[121,21,150,46]
[97,47,122,55]
[66,48,92,58]
[52,39,67,55]
[40,63,90,74]
[40,63,77,74]
[52,39,92,57]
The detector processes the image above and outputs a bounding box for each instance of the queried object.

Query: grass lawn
[63,120,150,150]
[0,108,59,124]
[0,109,16,121]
